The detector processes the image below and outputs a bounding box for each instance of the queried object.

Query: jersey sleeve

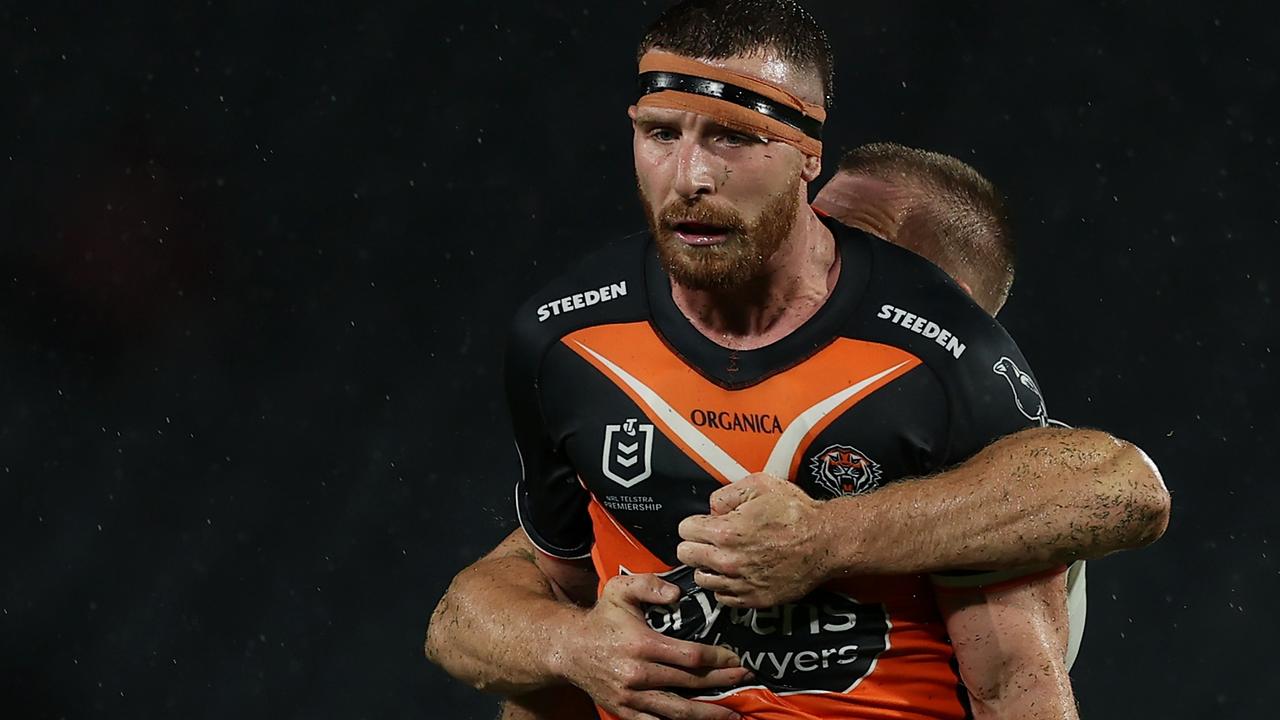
[506,315,594,560]
[930,317,1056,586]
[939,320,1049,466]
[854,233,1050,469]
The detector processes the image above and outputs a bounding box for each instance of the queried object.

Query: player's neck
[812,174,904,242]
[834,208,895,242]
[671,209,839,351]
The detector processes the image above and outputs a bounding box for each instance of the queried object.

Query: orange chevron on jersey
[563,322,921,484]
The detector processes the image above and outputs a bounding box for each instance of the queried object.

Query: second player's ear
[801,153,822,182]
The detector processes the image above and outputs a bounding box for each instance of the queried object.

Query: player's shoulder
[507,232,652,357]
[847,227,1022,378]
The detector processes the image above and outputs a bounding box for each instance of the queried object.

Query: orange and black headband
[637,51,826,158]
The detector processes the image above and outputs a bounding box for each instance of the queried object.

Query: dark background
[3,1,1276,718]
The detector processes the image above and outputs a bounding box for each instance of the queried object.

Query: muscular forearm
[425,547,586,694]
[940,569,1077,720]
[433,531,748,719]
[821,427,1170,576]
[960,595,1077,720]
[968,663,1077,720]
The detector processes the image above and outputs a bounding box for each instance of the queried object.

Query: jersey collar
[644,216,872,389]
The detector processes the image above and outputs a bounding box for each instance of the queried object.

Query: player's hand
[677,473,834,608]
[558,573,752,720]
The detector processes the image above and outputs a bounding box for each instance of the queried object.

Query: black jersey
[505,218,1047,719]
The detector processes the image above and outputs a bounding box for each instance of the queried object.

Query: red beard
[643,182,801,291]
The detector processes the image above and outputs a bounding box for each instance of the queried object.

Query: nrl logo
[602,418,655,488]
[809,444,882,498]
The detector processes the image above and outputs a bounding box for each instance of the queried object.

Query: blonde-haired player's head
[813,142,1015,315]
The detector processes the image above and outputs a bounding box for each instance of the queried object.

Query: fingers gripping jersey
[506,221,1047,719]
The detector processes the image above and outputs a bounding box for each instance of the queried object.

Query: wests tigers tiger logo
[809,445,882,498]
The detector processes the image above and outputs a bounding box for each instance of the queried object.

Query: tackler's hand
[559,573,752,720]
[676,473,835,608]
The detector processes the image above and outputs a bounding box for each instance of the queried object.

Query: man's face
[631,54,815,291]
